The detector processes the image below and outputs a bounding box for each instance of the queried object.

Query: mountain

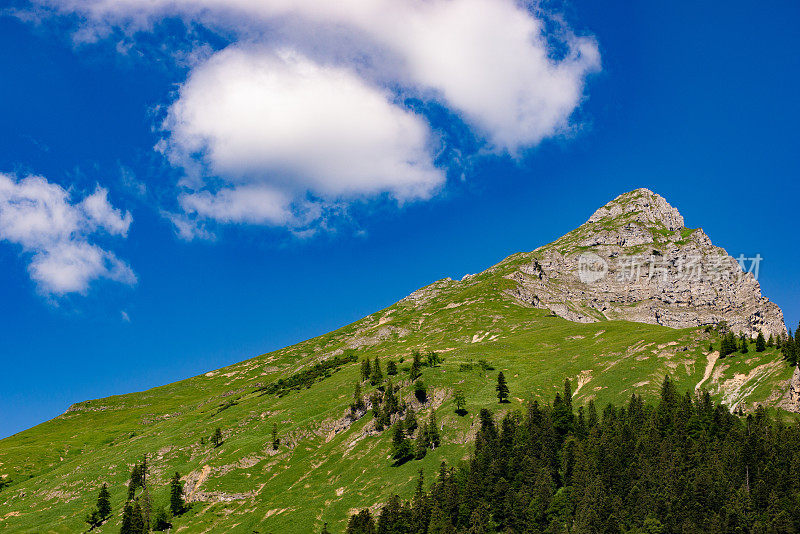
[509,188,786,337]
[0,189,796,534]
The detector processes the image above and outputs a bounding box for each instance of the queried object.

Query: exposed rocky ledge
[507,188,787,338]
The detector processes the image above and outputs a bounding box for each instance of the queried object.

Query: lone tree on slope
[211,427,223,448]
[170,472,185,516]
[496,372,510,403]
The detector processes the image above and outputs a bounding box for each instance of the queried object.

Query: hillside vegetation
[2,190,797,533]
[0,251,794,533]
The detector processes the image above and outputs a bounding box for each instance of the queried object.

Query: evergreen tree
[414,380,427,403]
[740,333,749,354]
[127,462,142,500]
[410,350,423,381]
[352,382,366,413]
[387,361,398,376]
[170,472,185,516]
[370,357,384,386]
[404,407,418,433]
[85,509,101,529]
[347,509,376,534]
[767,334,774,347]
[427,411,440,449]
[272,422,280,450]
[361,358,372,382]
[131,501,146,534]
[120,502,135,534]
[391,421,413,464]
[496,372,509,403]
[415,422,429,460]
[139,457,151,532]
[720,332,738,357]
[97,483,111,520]
[426,351,441,367]
[755,332,766,352]
[152,506,172,531]
[121,501,146,534]
[410,469,430,533]
[453,389,466,415]
[211,427,223,447]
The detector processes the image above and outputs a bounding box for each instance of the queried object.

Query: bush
[413,381,427,403]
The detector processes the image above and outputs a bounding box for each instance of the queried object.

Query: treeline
[713,321,800,367]
[347,377,800,533]
[778,324,800,367]
[258,351,358,397]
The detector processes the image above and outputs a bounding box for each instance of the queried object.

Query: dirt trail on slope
[695,352,719,391]
[187,465,211,502]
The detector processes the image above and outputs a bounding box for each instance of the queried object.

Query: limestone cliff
[507,188,786,338]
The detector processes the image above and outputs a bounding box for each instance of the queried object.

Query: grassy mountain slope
[1,199,795,533]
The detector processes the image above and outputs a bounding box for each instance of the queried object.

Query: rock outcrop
[507,188,786,338]
[782,366,800,412]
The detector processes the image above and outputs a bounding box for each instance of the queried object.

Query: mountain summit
[508,188,786,338]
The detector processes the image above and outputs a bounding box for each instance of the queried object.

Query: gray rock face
[785,367,800,412]
[507,188,787,338]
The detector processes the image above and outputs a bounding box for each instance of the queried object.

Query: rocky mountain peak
[507,189,787,338]
[587,188,685,231]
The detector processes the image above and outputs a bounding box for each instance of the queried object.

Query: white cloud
[30,0,600,230]
[0,173,136,295]
[161,47,444,230]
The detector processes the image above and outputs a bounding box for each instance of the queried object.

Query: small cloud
[0,172,136,295]
[121,310,131,322]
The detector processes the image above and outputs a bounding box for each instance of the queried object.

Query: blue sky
[0,0,798,439]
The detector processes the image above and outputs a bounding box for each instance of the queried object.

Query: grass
[0,248,794,533]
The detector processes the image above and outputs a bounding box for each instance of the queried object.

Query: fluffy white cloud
[38,0,599,151]
[31,0,599,230]
[0,173,135,295]
[162,47,444,227]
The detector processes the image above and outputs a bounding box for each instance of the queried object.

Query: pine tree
[740,333,749,354]
[352,382,366,413]
[426,351,441,367]
[120,502,135,534]
[152,506,172,531]
[391,421,413,464]
[85,508,101,529]
[139,457,151,532]
[454,389,466,415]
[347,509,376,534]
[414,380,427,403]
[415,422,429,460]
[387,361,398,375]
[410,469,430,533]
[405,407,418,434]
[410,350,423,381]
[755,332,766,352]
[767,334,774,347]
[720,332,738,357]
[170,472,185,516]
[370,357,384,386]
[131,501,146,534]
[97,483,111,520]
[211,427,223,447]
[127,462,142,500]
[361,358,372,382]
[427,411,440,449]
[496,372,509,403]
[272,422,280,450]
